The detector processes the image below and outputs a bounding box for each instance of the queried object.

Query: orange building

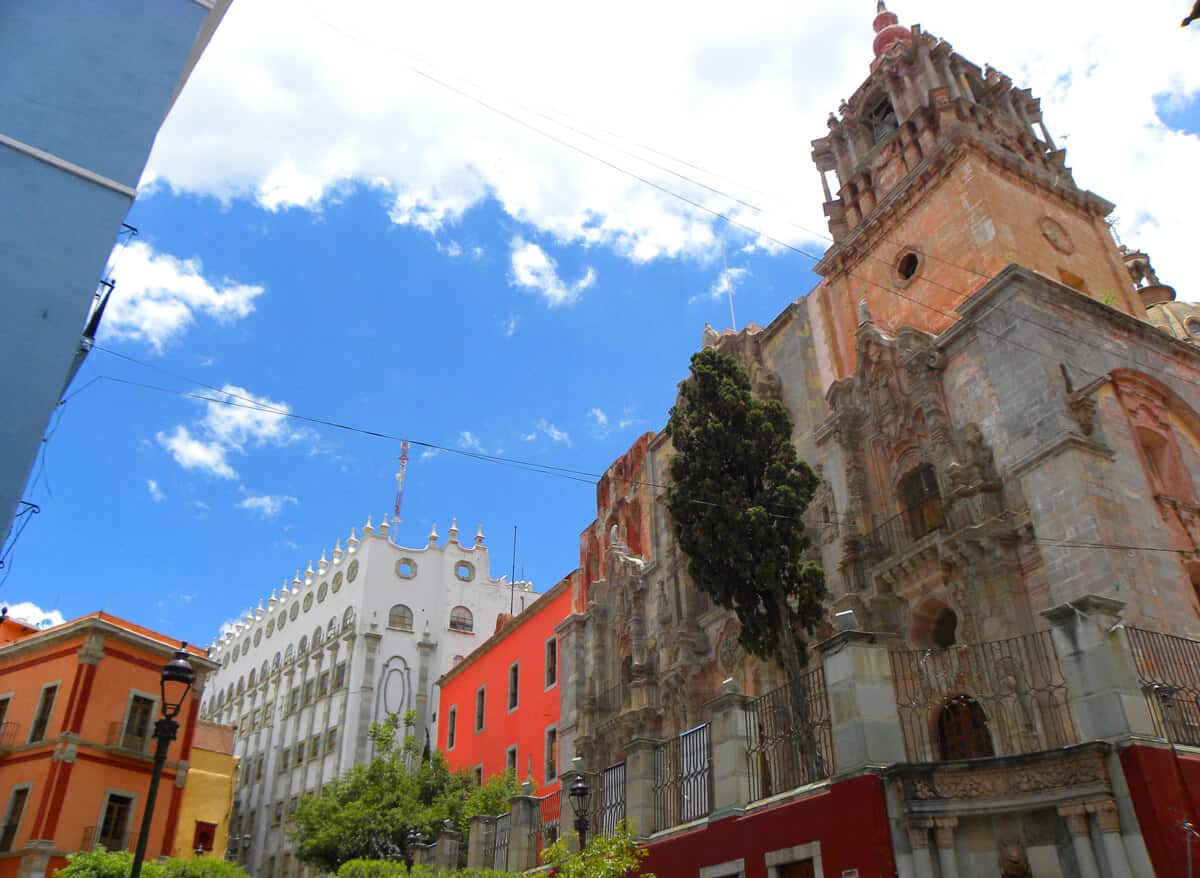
[436,577,571,794]
[0,610,218,878]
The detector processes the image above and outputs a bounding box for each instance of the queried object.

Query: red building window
[936,696,994,760]
[193,821,217,852]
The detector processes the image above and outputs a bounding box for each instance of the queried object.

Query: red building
[437,577,571,794]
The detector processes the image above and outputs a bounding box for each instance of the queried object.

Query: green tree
[289,715,518,873]
[55,850,251,878]
[541,821,655,878]
[665,348,827,773]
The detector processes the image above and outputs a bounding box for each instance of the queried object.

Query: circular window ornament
[318,582,329,603]
[1187,319,1200,339]
[290,603,299,621]
[253,630,262,647]
[303,593,314,612]
[455,561,475,582]
[396,558,417,579]
[1039,216,1074,254]
[894,249,922,286]
[332,571,344,593]
[347,560,359,583]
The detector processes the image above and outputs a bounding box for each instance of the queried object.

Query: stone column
[1059,804,1102,878]
[354,630,382,763]
[622,738,658,837]
[702,679,753,819]
[1042,595,1156,741]
[415,625,436,731]
[435,826,463,871]
[466,816,493,869]
[506,784,541,871]
[933,817,960,878]
[1088,798,1134,878]
[907,820,935,878]
[817,631,906,776]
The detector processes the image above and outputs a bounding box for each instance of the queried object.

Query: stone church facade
[549,5,1200,877]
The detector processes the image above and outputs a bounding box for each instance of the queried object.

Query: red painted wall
[1120,743,1200,877]
[640,774,896,878]
[437,580,571,794]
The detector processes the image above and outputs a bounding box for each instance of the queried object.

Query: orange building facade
[0,611,218,878]
[436,578,571,794]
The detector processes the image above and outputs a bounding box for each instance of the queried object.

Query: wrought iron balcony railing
[745,668,833,801]
[1127,627,1200,747]
[866,496,946,560]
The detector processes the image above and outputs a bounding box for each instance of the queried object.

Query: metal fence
[866,497,946,559]
[107,720,149,753]
[492,812,510,870]
[652,723,713,832]
[81,825,129,853]
[889,630,1077,762]
[746,668,833,801]
[1128,627,1200,747]
[536,788,560,858]
[592,762,626,838]
[0,721,18,749]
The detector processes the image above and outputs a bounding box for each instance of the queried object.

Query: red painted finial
[871,1,912,68]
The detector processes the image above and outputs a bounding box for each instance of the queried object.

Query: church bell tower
[809,3,1143,379]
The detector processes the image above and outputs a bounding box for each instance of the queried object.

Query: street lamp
[568,773,592,849]
[130,646,196,878]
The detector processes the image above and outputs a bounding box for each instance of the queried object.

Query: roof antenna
[510,526,517,615]
[723,240,737,332]
[392,440,410,532]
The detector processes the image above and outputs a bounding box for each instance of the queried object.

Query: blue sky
[4,1,1198,643]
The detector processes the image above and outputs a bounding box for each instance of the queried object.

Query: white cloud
[143,1,1200,295]
[157,384,304,479]
[103,241,265,352]
[588,407,610,437]
[694,266,749,304]
[524,418,572,446]
[438,240,464,258]
[237,493,299,518]
[458,430,483,451]
[193,500,211,519]
[419,447,443,461]
[501,315,518,338]
[3,601,65,629]
[146,478,166,502]
[509,238,596,307]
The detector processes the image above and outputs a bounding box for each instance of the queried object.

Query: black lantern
[568,773,591,848]
[131,645,196,878]
[161,646,197,718]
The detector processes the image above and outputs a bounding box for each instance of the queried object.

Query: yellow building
[172,720,238,860]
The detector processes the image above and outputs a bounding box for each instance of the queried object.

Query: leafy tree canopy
[541,821,655,878]
[56,850,249,878]
[665,348,826,678]
[289,714,518,873]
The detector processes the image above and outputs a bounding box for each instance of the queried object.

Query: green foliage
[541,821,655,878]
[336,862,510,878]
[665,348,826,671]
[55,850,251,878]
[289,720,518,873]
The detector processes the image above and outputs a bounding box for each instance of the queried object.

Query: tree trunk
[771,589,825,783]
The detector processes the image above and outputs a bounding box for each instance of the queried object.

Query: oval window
[895,249,921,284]
[290,603,300,621]
[253,630,262,647]
[348,560,360,582]
[318,582,328,603]
[455,562,475,582]
[396,558,417,579]
[266,619,275,637]
[332,571,344,593]
[303,593,314,612]
[1187,319,1200,339]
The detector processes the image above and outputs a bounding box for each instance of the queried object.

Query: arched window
[936,695,994,760]
[247,669,257,688]
[272,652,281,671]
[312,626,323,648]
[299,635,309,655]
[284,644,294,663]
[868,95,898,143]
[343,607,356,628]
[449,606,474,633]
[899,463,944,540]
[388,604,414,631]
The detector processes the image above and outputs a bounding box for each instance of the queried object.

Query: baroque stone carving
[905,747,1108,801]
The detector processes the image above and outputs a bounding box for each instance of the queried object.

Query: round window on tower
[895,249,922,286]
[1186,318,1200,340]
[396,558,417,580]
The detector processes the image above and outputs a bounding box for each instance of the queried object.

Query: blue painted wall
[0,1,215,545]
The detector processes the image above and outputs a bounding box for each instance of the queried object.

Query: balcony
[866,496,946,562]
[745,668,834,801]
[107,721,151,754]
[82,825,129,852]
[0,721,20,751]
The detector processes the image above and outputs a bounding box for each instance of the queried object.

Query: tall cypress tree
[665,348,826,772]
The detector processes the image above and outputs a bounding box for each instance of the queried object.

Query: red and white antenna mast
[392,441,410,528]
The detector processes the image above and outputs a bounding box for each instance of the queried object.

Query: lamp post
[130,646,196,878]
[567,773,592,850]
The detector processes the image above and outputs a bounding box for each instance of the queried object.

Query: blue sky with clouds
[3,1,1198,642]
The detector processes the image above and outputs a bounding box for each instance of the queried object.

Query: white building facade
[199,515,530,878]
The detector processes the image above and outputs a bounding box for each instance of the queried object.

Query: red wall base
[640,774,895,878]
[1120,743,1200,877]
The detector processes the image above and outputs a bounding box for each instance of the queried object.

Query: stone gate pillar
[817,630,906,775]
[703,679,754,819]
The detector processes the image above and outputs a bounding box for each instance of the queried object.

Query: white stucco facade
[199,515,530,877]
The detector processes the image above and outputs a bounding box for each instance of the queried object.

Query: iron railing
[107,721,150,753]
[82,825,129,852]
[746,668,833,801]
[592,762,626,838]
[492,812,510,870]
[0,721,19,749]
[536,789,560,858]
[652,723,713,831]
[889,630,1077,762]
[1128,627,1200,747]
[866,496,945,560]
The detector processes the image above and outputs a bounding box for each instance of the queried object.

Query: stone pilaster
[702,680,753,820]
[1059,803,1101,878]
[1088,798,1134,878]
[622,738,658,838]
[354,631,382,763]
[933,817,959,878]
[17,840,56,878]
[907,820,935,878]
[555,612,589,768]
[1043,595,1156,741]
[415,626,436,732]
[816,630,905,775]
[506,787,541,871]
